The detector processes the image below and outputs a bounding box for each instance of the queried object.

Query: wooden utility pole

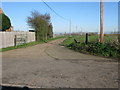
[69,20,71,36]
[100,0,104,43]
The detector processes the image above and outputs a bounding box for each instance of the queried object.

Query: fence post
[14,35,17,46]
[85,33,88,44]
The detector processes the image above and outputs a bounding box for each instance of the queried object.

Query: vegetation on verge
[0,41,41,52]
[0,36,65,52]
[61,34,120,58]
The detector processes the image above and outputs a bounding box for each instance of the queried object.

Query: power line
[41,0,69,21]
[41,0,71,35]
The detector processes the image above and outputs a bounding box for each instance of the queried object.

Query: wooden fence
[0,31,35,48]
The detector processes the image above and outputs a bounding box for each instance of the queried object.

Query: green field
[62,34,118,46]
[61,34,120,59]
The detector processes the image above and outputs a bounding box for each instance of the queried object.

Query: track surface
[1,39,118,88]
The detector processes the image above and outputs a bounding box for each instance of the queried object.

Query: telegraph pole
[100,0,104,43]
[69,20,71,36]
[76,26,77,32]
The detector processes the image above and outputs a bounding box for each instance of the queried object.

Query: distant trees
[27,10,53,41]
[0,13,11,31]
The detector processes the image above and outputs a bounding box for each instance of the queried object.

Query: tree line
[27,10,53,41]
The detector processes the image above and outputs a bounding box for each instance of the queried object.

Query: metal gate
[14,34,27,46]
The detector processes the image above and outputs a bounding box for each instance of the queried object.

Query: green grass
[0,41,42,52]
[61,34,120,59]
[0,36,65,52]
[62,35,98,46]
[62,34,119,46]
[44,36,66,42]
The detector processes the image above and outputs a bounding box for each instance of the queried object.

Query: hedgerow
[66,41,120,58]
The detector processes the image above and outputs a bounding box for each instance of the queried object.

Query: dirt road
[1,39,118,88]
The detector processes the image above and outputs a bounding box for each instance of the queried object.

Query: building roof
[0,8,4,14]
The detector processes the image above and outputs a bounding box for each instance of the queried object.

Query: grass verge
[0,36,65,52]
[61,35,120,59]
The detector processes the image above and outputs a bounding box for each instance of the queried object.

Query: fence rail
[0,31,35,48]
